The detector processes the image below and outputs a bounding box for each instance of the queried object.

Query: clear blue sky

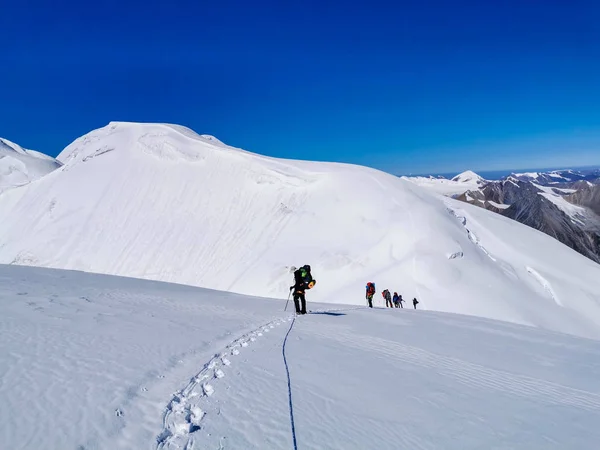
[2,0,600,174]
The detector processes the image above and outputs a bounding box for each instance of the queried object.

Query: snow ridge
[0,137,60,192]
[446,204,496,262]
[526,266,562,307]
[57,122,237,166]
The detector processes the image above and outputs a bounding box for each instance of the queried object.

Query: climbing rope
[282,316,298,450]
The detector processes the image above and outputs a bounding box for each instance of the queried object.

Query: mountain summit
[451,170,485,184]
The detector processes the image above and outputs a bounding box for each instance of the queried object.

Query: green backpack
[300,265,315,289]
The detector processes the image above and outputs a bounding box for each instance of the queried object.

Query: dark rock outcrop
[456,174,600,264]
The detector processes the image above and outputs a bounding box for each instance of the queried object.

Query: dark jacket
[293,267,312,293]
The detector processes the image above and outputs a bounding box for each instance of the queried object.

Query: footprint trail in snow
[156,316,291,450]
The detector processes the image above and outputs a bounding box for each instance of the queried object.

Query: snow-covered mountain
[451,170,486,185]
[410,169,600,264]
[2,122,600,337]
[2,264,600,450]
[0,137,61,193]
[511,168,600,185]
[451,178,600,264]
[567,182,600,216]
[408,170,487,196]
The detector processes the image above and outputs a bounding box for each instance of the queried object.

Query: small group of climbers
[382,289,417,308]
[369,283,418,309]
[393,292,404,308]
[287,266,420,313]
[382,289,394,308]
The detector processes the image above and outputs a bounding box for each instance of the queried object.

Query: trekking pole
[284,288,292,312]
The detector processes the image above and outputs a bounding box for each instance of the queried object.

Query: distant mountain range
[508,168,600,186]
[410,168,600,263]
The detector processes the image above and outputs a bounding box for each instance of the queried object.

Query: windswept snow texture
[0,138,60,193]
[1,265,600,450]
[1,122,600,338]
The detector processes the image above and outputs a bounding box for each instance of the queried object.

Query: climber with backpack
[365,282,376,308]
[398,294,405,308]
[290,265,316,315]
[393,292,400,308]
[413,297,419,309]
[382,289,393,308]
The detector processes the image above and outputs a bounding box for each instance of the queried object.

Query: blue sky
[2,0,600,174]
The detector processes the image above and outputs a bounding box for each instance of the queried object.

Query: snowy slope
[1,265,600,450]
[533,183,588,225]
[0,137,60,193]
[1,122,600,338]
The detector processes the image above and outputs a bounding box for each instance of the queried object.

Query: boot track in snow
[155,316,291,449]
[154,306,365,449]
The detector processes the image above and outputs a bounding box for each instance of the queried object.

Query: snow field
[2,265,600,449]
